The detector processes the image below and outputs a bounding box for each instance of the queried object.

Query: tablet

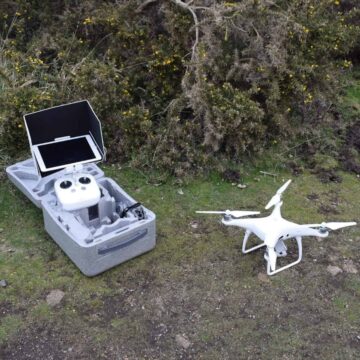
[32,134,102,172]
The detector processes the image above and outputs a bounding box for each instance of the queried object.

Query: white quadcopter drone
[197,180,356,275]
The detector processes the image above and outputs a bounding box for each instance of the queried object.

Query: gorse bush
[0,0,359,175]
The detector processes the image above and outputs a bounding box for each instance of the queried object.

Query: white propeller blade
[305,222,357,231]
[265,179,292,210]
[196,210,260,218]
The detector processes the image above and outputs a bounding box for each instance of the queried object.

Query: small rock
[257,273,270,283]
[190,221,198,229]
[237,184,247,189]
[231,183,236,186]
[46,289,65,306]
[0,279,8,288]
[343,260,358,274]
[125,295,136,307]
[155,296,165,313]
[176,334,191,349]
[327,265,343,276]
[177,189,184,195]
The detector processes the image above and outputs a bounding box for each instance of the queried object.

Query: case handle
[98,229,148,255]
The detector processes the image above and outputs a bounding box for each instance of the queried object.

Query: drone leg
[242,230,266,254]
[266,236,303,276]
[296,236,303,263]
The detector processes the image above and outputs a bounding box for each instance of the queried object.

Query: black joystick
[79,176,91,184]
[60,180,72,189]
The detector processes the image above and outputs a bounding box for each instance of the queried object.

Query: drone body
[197,180,356,275]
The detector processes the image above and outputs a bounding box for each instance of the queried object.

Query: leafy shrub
[0,0,359,175]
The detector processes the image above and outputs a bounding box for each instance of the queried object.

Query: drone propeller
[265,179,292,210]
[304,222,356,231]
[196,210,260,218]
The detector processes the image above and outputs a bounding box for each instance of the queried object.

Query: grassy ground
[0,163,359,359]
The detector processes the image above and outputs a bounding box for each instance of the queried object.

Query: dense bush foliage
[0,0,359,175]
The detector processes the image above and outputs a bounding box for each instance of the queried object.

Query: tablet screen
[37,136,97,169]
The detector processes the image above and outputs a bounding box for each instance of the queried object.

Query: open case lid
[24,100,105,178]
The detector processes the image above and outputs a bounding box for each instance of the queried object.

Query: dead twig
[260,171,278,177]
[173,0,200,62]
[135,0,158,14]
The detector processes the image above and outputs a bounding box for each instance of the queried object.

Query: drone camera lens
[60,180,72,189]
[79,176,91,184]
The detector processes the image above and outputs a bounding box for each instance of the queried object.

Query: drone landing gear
[265,236,303,276]
[242,230,266,254]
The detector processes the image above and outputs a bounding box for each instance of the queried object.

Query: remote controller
[54,173,100,211]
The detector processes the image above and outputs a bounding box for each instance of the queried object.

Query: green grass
[1,164,360,359]
[0,315,23,344]
[339,70,360,121]
[345,75,360,109]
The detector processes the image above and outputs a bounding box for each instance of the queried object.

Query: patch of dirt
[339,121,360,174]
[316,189,340,215]
[0,324,69,360]
[299,142,317,158]
[318,204,340,215]
[222,169,241,183]
[0,301,26,317]
[341,150,360,174]
[307,192,319,201]
[314,169,342,184]
[0,302,17,317]
[188,217,228,236]
[2,248,360,359]
[346,121,360,151]
[287,160,303,176]
[0,320,128,360]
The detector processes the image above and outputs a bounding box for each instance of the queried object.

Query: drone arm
[294,226,329,238]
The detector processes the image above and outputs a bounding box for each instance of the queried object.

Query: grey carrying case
[6,101,156,276]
